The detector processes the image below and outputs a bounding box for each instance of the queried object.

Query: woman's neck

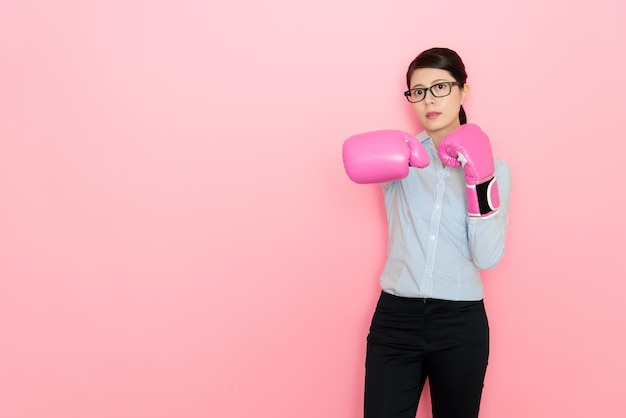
[427,122,461,150]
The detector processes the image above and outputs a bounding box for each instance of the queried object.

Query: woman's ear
[460,83,470,105]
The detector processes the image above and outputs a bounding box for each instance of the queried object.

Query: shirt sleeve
[467,158,511,270]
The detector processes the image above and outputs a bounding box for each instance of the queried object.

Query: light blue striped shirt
[380,130,511,301]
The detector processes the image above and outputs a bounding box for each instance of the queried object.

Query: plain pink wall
[1,0,625,417]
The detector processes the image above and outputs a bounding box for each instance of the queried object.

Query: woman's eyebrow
[410,79,449,89]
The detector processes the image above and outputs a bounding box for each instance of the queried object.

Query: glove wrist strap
[466,177,500,218]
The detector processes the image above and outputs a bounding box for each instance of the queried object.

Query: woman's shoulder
[494,156,509,169]
[493,156,511,183]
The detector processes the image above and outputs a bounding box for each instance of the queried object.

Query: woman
[342,47,511,418]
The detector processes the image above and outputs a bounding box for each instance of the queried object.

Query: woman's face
[408,67,469,142]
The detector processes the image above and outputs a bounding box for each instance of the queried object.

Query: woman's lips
[426,112,441,120]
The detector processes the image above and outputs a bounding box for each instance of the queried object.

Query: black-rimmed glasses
[403,82,463,103]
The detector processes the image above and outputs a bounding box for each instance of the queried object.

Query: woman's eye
[435,83,446,91]
[413,89,424,96]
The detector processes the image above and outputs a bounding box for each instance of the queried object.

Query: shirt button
[435,204,441,210]
[430,235,436,240]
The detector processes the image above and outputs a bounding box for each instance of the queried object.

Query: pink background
[1,0,625,417]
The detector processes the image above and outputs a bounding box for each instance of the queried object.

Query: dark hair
[406,47,468,124]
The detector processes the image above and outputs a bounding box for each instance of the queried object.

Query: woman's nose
[423,90,435,104]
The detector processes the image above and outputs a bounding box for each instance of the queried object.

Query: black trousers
[364,291,489,418]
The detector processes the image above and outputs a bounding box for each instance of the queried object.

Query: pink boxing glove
[342,130,430,184]
[438,124,500,218]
